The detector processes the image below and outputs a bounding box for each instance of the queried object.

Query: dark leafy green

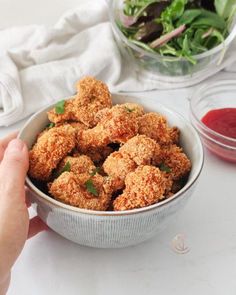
[159,163,172,173]
[47,122,55,129]
[118,0,233,64]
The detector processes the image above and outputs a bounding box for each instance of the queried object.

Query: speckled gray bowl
[19,95,204,248]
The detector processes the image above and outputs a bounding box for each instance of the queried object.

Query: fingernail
[7,139,24,151]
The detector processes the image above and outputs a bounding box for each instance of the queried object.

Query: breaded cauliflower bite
[138,113,178,145]
[48,77,112,127]
[77,104,141,152]
[77,125,110,152]
[119,135,159,165]
[98,104,140,143]
[69,122,88,135]
[154,144,191,181]
[113,166,170,211]
[47,98,78,124]
[56,155,95,176]
[83,146,114,164]
[29,125,76,181]
[103,151,137,183]
[49,172,112,211]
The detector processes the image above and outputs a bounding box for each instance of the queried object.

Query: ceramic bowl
[19,95,204,248]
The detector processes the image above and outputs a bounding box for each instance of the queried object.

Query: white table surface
[1,1,236,295]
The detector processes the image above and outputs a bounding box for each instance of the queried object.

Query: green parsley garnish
[125,106,134,113]
[85,179,98,196]
[47,122,55,129]
[159,163,171,173]
[55,100,65,114]
[89,167,100,177]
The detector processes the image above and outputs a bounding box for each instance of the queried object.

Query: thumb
[0,139,29,202]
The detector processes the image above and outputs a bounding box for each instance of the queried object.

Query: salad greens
[118,0,236,63]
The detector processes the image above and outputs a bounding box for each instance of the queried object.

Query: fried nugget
[47,98,78,124]
[119,135,159,165]
[77,104,140,151]
[168,126,180,144]
[49,172,112,211]
[69,122,88,134]
[138,113,176,145]
[77,125,110,151]
[154,144,191,181]
[48,77,112,127]
[29,125,76,181]
[83,146,114,164]
[96,104,140,143]
[103,151,137,184]
[113,165,170,211]
[56,155,95,176]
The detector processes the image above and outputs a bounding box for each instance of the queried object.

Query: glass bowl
[190,80,236,163]
[109,0,236,77]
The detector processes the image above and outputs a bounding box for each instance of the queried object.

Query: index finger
[0,132,18,161]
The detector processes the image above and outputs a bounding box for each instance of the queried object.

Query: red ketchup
[201,108,236,163]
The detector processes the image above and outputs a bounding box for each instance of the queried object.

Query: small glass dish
[109,0,236,77]
[190,80,236,163]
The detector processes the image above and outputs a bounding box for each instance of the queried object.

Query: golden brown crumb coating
[83,146,114,164]
[47,98,78,124]
[69,122,88,134]
[77,125,110,151]
[49,172,112,211]
[94,103,144,124]
[48,77,112,127]
[77,104,140,151]
[103,151,137,182]
[168,127,180,144]
[56,155,95,176]
[113,165,170,211]
[138,113,173,145]
[74,76,112,126]
[119,135,159,165]
[98,104,139,143]
[118,103,144,118]
[29,125,76,181]
[154,144,191,181]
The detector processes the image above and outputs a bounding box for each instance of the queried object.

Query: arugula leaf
[55,100,65,114]
[214,0,236,19]
[176,9,202,26]
[159,163,172,173]
[85,179,98,196]
[191,10,226,30]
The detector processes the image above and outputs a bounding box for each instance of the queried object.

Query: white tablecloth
[1,1,236,294]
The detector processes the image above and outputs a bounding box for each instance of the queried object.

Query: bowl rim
[20,97,204,216]
[190,79,236,149]
[108,0,236,62]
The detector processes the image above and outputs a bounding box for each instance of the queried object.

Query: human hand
[0,134,47,294]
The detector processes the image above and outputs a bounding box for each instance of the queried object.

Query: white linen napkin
[0,0,236,126]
